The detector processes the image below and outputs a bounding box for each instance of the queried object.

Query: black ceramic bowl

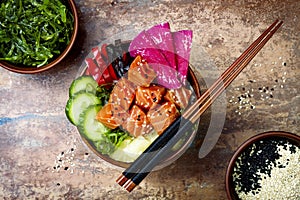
[225,131,300,200]
[0,0,78,74]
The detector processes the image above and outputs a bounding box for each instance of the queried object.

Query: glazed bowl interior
[225,131,300,200]
[0,0,78,74]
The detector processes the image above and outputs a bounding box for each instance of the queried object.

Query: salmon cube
[96,103,119,129]
[110,103,130,129]
[128,55,157,87]
[147,101,180,135]
[123,105,153,137]
[135,85,166,111]
[164,86,192,109]
[109,77,136,111]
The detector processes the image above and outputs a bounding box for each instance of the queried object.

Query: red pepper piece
[102,67,113,83]
[85,57,105,85]
[97,44,119,81]
[101,44,109,63]
[107,64,118,80]
[92,47,114,84]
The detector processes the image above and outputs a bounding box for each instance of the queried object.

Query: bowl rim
[225,131,300,200]
[78,65,201,169]
[0,0,79,74]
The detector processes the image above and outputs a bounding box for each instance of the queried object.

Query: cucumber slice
[65,92,101,125]
[69,75,98,97]
[78,105,109,141]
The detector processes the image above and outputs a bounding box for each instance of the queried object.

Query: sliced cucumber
[78,105,109,141]
[69,75,98,97]
[65,92,101,125]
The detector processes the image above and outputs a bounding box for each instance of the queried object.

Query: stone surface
[0,0,299,199]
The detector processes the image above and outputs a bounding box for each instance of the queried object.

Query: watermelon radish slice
[129,30,170,67]
[172,30,193,83]
[145,22,177,70]
[129,23,193,89]
[129,30,181,89]
[150,63,182,89]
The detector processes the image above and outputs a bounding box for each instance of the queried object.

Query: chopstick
[189,19,283,123]
[116,19,283,192]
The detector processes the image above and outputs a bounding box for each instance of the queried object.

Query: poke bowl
[65,22,202,169]
[0,0,78,74]
[225,131,300,200]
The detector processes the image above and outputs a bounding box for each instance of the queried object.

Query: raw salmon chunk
[96,103,119,129]
[135,85,166,111]
[164,86,192,109]
[123,105,153,137]
[147,101,180,135]
[109,77,136,111]
[128,55,157,87]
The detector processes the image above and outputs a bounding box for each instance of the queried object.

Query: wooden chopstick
[189,20,283,123]
[116,20,283,192]
[184,19,281,122]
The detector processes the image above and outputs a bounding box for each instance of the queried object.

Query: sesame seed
[233,137,300,199]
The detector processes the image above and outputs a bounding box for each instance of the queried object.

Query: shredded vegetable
[0,0,74,67]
